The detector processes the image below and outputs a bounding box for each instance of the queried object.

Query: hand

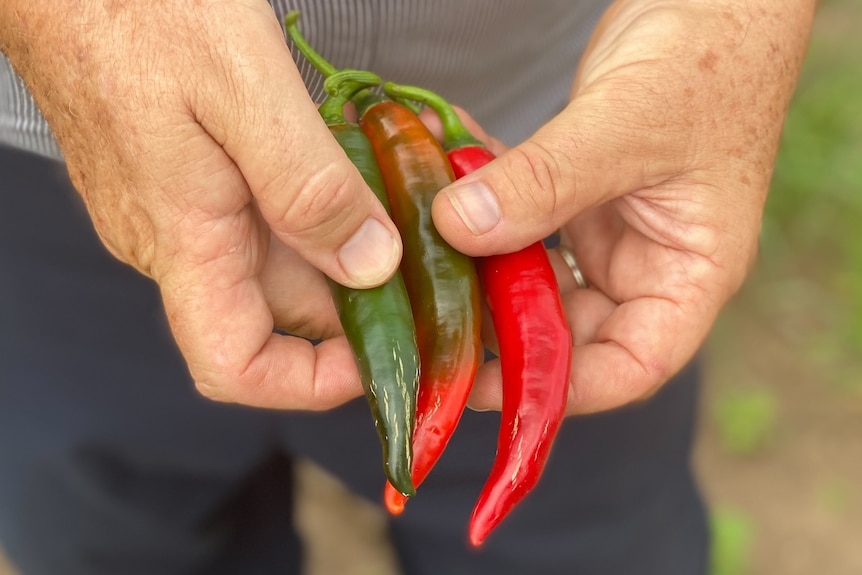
[0,1,403,408]
[429,0,817,414]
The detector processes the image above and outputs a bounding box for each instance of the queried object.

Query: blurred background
[1,0,859,574]
[696,0,862,572]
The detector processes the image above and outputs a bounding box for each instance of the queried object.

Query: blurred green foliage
[705,3,862,573]
[816,478,853,517]
[710,508,755,575]
[750,0,862,396]
[705,4,862,570]
[712,388,778,455]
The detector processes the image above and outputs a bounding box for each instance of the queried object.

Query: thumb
[191,6,401,289]
[431,94,683,256]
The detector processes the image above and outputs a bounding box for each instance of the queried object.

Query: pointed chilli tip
[469,503,497,547]
[384,485,408,515]
[386,497,407,516]
[469,528,487,548]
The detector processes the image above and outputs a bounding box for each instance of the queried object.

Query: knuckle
[505,140,567,216]
[189,352,250,404]
[194,377,231,402]
[263,161,358,239]
[274,314,340,341]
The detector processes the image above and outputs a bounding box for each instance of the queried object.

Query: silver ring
[557,245,588,289]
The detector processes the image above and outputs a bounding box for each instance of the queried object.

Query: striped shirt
[0,0,610,161]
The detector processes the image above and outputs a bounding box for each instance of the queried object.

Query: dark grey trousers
[0,145,708,575]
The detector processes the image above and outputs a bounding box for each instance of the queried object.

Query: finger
[558,226,720,413]
[466,359,501,412]
[547,249,618,344]
[160,195,363,410]
[479,300,500,356]
[190,4,401,289]
[260,235,343,340]
[564,293,713,414]
[143,120,362,409]
[468,257,615,412]
[431,92,685,257]
[546,246,587,296]
[470,236,713,414]
[469,290,711,415]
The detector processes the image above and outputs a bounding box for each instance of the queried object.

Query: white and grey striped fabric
[0,0,610,162]
[0,57,63,159]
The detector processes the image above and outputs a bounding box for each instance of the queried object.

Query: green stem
[283,10,338,77]
[285,10,394,118]
[388,95,424,116]
[383,82,483,150]
[319,70,382,125]
[352,88,388,118]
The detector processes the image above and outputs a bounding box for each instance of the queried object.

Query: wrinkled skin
[0,0,816,414]
[0,0,405,408]
[426,0,817,415]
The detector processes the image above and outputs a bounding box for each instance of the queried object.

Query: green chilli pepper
[285,12,481,506]
[319,70,420,497]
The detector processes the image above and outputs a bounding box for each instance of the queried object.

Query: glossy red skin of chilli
[378,83,572,543]
[470,239,572,547]
[447,143,573,546]
[447,145,497,179]
[357,99,483,517]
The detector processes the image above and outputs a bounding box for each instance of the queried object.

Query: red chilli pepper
[385,82,574,547]
[352,91,482,516]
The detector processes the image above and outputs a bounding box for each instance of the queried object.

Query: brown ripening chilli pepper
[355,93,483,515]
[385,82,573,546]
[315,70,420,497]
[284,12,483,512]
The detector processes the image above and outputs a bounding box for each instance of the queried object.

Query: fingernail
[337,218,400,286]
[445,181,501,235]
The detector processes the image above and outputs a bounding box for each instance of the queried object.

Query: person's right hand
[0,1,404,408]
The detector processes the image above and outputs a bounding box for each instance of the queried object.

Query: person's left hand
[427,0,817,415]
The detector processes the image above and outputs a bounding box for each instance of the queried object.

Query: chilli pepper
[385,82,573,546]
[284,13,483,512]
[355,92,483,516]
[316,70,420,497]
